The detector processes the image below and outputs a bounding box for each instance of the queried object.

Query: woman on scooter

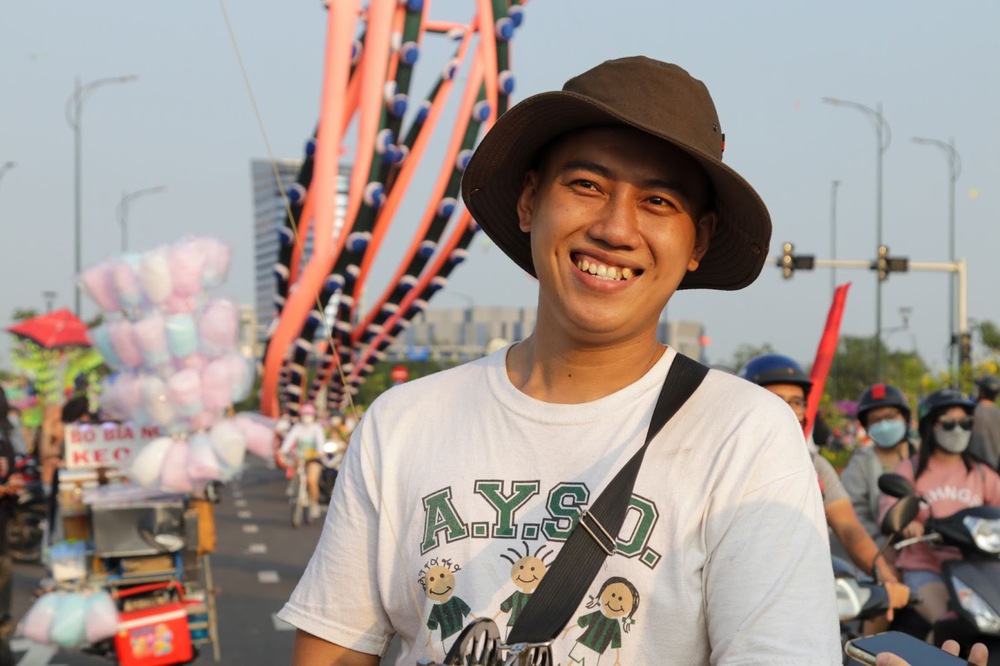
[880,389,1000,631]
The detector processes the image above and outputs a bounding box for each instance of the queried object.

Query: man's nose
[587,195,641,249]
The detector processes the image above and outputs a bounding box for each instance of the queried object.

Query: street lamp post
[822,97,892,381]
[117,186,166,252]
[0,161,15,191]
[66,74,137,316]
[912,136,961,384]
[830,179,840,297]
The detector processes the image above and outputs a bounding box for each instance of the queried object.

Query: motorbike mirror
[877,473,915,499]
[205,480,224,505]
[881,495,920,536]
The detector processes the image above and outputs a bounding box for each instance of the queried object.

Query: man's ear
[516,171,540,233]
[687,212,717,272]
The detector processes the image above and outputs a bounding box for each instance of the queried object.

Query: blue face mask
[868,419,907,449]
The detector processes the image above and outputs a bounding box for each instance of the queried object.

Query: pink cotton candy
[84,591,120,643]
[20,591,58,644]
[198,299,238,355]
[187,433,221,483]
[189,410,218,432]
[132,314,170,369]
[163,293,198,315]
[201,359,233,411]
[169,240,206,298]
[128,436,172,487]
[80,260,122,313]
[219,352,254,403]
[166,368,203,417]
[209,420,246,469]
[232,413,275,458]
[111,254,144,310]
[100,373,141,420]
[192,237,232,290]
[139,376,174,427]
[160,439,193,492]
[139,248,173,305]
[108,320,143,369]
[180,353,209,373]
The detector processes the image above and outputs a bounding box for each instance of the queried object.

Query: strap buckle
[578,510,617,556]
[501,641,554,666]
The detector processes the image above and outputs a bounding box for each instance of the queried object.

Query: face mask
[301,414,315,425]
[934,426,972,454]
[868,420,907,449]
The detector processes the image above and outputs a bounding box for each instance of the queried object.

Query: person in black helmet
[879,389,1000,633]
[969,376,1000,469]
[841,384,916,541]
[740,354,909,616]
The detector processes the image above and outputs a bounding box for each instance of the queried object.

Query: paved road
[8,459,332,665]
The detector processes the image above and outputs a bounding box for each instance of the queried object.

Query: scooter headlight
[963,516,1000,553]
[323,440,338,454]
[834,576,871,622]
[952,574,1000,633]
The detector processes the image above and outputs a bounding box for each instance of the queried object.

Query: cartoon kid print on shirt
[419,558,471,653]
[494,542,553,638]
[565,577,640,665]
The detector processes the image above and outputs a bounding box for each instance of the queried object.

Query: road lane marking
[272,613,295,631]
[258,570,280,583]
[11,639,62,665]
[242,524,259,534]
[248,543,268,554]
[234,499,248,508]
[237,510,253,519]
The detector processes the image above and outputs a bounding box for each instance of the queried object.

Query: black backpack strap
[506,353,708,645]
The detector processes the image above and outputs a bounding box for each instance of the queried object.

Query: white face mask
[301,414,315,425]
[934,425,972,454]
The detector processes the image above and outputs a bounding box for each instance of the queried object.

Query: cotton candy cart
[37,425,222,664]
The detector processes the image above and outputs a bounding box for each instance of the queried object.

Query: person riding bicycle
[278,404,327,521]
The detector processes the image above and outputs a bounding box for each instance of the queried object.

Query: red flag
[804,283,851,437]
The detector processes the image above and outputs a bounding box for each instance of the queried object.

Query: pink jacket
[879,455,1000,574]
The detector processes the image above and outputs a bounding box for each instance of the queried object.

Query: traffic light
[873,245,909,281]
[960,332,973,366]
[779,242,815,279]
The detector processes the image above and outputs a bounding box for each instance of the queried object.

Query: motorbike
[837,491,928,663]
[7,453,46,562]
[880,472,1000,662]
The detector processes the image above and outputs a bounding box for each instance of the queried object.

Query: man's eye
[572,179,597,190]
[648,196,677,208]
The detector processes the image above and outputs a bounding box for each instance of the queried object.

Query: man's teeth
[577,259,635,281]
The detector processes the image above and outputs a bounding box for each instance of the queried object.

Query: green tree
[723,342,776,373]
[824,335,930,410]
[352,359,456,408]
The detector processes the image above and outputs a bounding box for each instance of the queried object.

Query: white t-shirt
[278,347,840,664]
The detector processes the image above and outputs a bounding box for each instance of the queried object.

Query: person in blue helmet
[740,354,909,616]
[841,384,916,541]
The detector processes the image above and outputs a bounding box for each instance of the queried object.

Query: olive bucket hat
[461,56,772,291]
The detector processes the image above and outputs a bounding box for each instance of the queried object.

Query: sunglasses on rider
[937,415,974,432]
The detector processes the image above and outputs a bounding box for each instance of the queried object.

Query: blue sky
[2,1,998,373]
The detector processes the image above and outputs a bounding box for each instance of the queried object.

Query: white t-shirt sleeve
[703,403,840,664]
[276,413,393,655]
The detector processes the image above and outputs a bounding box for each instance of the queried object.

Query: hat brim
[462,91,772,291]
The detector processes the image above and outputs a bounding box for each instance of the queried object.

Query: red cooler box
[113,582,194,666]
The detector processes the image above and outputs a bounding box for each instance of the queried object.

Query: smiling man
[281,57,840,664]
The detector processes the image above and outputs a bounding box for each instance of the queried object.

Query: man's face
[764,383,807,428]
[516,126,714,346]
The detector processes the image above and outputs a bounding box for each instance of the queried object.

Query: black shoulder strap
[506,353,708,645]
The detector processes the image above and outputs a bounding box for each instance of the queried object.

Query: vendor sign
[64,423,163,470]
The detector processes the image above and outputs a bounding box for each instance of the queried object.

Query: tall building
[250,158,349,342]
[251,158,302,336]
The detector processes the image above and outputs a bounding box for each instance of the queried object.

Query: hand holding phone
[845,632,969,666]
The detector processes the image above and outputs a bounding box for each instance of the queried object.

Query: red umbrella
[6,309,91,349]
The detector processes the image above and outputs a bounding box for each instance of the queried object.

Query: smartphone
[845,631,970,665]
